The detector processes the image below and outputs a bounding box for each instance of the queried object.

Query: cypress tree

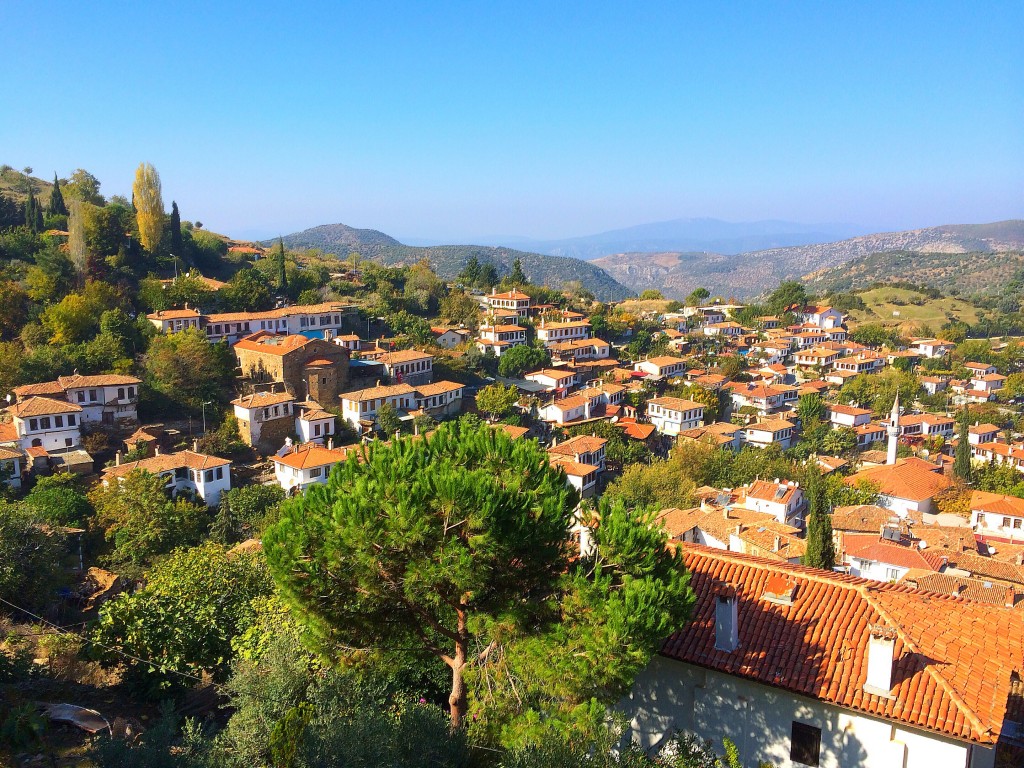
[275,237,288,292]
[34,199,43,232]
[509,257,527,286]
[49,173,67,216]
[953,410,973,482]
[802,464,836,570]
[24,190,37,232]
[170,201,183,258]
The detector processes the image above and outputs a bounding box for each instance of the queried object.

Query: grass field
[615,298,675,315]
[847,287,981,331]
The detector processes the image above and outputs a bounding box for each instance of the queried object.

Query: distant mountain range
[448,217,867,260]
[271,224,634,301]
[592,221,1024,300]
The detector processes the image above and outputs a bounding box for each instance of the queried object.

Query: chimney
[714,591,739,652]
[773,535,781,553]
[327,437,333,450]
[115,450,122,466]
[155,445,160,456]
[864,624,897,697]
[192,438,199,452]
[1006,587,1015,609]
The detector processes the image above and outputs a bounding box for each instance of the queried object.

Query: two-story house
[272,442,355,495]
[483,289,532,318]
[7,397,83,453]
[476,322,528,356]
[101,449,232,506]
[231,390,297,453]
[646,397,705,436]
[536,319,591,348]
[633,356,687,380]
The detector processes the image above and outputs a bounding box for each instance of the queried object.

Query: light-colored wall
[621,656,991,768]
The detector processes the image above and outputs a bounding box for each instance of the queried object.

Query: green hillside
[805,249,1024,297]
[273,223,633,301]
[845,286,981,330]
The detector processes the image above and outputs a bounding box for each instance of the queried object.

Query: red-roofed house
[623,545,1024,767]
[971,491,1024,543]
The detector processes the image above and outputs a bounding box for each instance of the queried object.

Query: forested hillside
[274,223,633,301]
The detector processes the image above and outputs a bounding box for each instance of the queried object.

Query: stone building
[234,332,349,404]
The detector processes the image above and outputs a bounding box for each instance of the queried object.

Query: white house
[970,490,1024,544]
[536,319,591,348]
[524,368,580,395]
[844,458,953,518]
[0,446,25,490]
[476,323,528,356]
[413,381,465,420]
[339,383,417,430]
[826,404,873,428]
[431,327,471,349]
[549,338,611,362]
[378,349,434,385]
[101,449,232,506]
[7,397,83,453]
[146,307,203,334]
[842,531,947,583]
[633,356,687,379]
[743,419,796,449]
[622,545,1022,768]
[272,442,355,494]
[483,289,531,318]
[702,321,744,337]
[968,423,1001,446]
[548,456,600,499]
[738,479,805,527]
[646,397,705,437]
[799,304,845,328]
[294,401,337,444]
[231,390,296,450]
[13,374,142,428]
[548,434,607,473]
[148,302,356,344]
[911,338,956,358]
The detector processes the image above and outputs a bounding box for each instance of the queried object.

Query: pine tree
[169,201,183,259]
[954,410,973,482]
[802,464,836,570]
[275,237,288,292]
[459,255,481,287]
[509,257,528,285]
[48,173,67,216]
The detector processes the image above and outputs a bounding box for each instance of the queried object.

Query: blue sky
[2,1,1021,241]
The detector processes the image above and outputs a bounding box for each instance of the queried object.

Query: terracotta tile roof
[549,435,607,456]
[618,421,656,440]
[832,505,901,533]
[0,446,23,461]
[526,369,578,382]
[495,424,529,440]
[971,491,1024,518]
[946,552,1024,586]
[12,381,66,398]
[9,397,83,418]
[843,533,948,571]
[207,302,351,323]
[901,571,1021,609]
[0,422,17,443]
[641,355,688,368]
[231,391,296,409]
[102,450,230,479]
[827,404,873,417]
[662,544,1024,745]
[380,349,434,365]
[969,423,1001,435]
[845,458,952,502]
[484,324,526,333]
[340,383,416,402]
[488,290,531,301]
[57,373,141,388]
[415,381,464,397]
[147,308,201,320]
[272,444,355,470]
[745,479,799,505]
[647,397,703,412]
[548,395,588,411]
[234,333,313,355]
[548,457,599,477]
[746,419,795,433]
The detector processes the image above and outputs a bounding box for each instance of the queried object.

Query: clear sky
[2,1,1021,242]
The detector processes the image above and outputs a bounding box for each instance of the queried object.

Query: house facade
[646,397,705,437]
[101,450,232,506]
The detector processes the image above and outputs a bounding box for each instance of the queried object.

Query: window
[118,388,125,399]
[55,416,63,428]
[314,423,321,437]
[885,567,900,581]
[215,467,223,480]
[1015,519,1022,529]
[67,415,75,426]
[790,721,821,767]
[89,389,98,401]
[40,417,51,430]
[128,387,136,398]
[310,467,322,478]
[29,419,38,431]
[65,438,72,447]
[1005,517,1013,529]
[76,391,85,403]
[204,470,214,482]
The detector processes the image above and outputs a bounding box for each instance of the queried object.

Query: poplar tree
[953,410,973,482]
[802,464,836,570]
[132,162,165,252]
[264,421,692,732]
[49,173,68,216]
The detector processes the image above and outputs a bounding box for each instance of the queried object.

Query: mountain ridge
[591,220,1024,300]
[270,223,634,302]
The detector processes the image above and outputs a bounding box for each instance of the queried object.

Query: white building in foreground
[621,545,1022,768]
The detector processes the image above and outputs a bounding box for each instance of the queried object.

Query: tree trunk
[448,609,469,729]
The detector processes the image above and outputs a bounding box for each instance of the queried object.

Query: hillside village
[3,167,1024,767]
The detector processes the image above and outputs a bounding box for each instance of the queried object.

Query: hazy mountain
[591,221,1024,300]
[475,218,867,260]
[271,223,633,302]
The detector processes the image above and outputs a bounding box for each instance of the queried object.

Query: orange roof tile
[231,391,296,409]
[9,397,82,418]
[102,450,230,479]
[662,544,1024,746]
[273,444,355,470]
[845,458,952,502]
